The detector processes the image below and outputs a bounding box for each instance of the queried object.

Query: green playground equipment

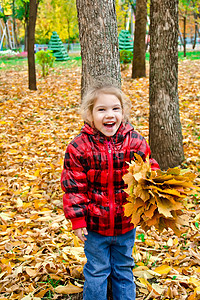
[118,30,133,52]
[48,31,70,61]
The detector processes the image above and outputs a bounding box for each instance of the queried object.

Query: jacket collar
[81,122,134,144]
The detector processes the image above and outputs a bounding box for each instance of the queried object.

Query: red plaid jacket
[61,122,159,236]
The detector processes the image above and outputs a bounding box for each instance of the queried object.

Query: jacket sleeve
[135,135,160,170]
[61,143,89,230]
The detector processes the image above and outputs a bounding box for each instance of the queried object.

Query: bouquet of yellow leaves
[123,154,196,236]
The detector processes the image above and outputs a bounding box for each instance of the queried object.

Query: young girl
[61,84,159,300]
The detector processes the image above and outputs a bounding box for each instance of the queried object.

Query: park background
[0,1,200,300]
[0,0,200,54]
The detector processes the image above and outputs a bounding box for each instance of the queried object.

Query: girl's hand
[74,227,88,242]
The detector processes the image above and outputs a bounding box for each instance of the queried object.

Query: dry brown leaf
[55,284,83,294]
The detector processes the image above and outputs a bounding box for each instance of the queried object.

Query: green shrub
[35,50,55,77]
[119,50,133,64]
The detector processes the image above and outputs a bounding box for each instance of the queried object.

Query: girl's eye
[98,108,105,112]
[113,107,121,111]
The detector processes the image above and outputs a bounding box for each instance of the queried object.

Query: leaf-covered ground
[0,60,199,300]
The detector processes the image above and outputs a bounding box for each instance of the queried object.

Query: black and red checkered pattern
[61,122,159,236]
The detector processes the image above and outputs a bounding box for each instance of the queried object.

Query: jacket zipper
[107,140,114,235]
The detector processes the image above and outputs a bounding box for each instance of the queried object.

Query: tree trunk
[193,12,198,50]
[183,15,186,57]
[76,0,121,97]
[149,0,184,170]
[5,20,12,49]
[24,22,28,51]
[28,0,38,90]
[132,0,147,78]
[13,17,19,48]
[24,2,30,52]
[67,19,70,51]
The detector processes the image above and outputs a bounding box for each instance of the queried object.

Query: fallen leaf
[55,284,83,294]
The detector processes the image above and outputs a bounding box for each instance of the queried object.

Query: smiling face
[92,93,123,137]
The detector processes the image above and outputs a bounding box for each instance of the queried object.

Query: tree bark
[193,12,198,50]
[132,0,147,78]
[76,0,121,97]
[24,2,30,52]
[24,23,28,51]
[28,0,38,90]
[5,20,12,49]
[149,0,184,170]
[183,15,186,57]
[13,18,19,48]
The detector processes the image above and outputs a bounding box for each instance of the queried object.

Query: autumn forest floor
[0,59,200,300]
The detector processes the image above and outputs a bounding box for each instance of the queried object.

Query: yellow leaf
[153,265,172,275]
[187,293,196,300]
[133,172,143,182]
[124,197,144,217]
[73,235,80,247]
[138,277,155,293]
[131,212,141,227]
[188,277,200,287]
[149,186,185,198]
[16,198,23,207]
[8,149,18,154]
[194,286,200,296]
[6,264,12,274]
[123,172,134,188]
[143,204,157,219]
[145,211,161,227]
[164,218,183,237]
[134,153,144,164]
[139,277,148,287]
[34,169,40,177]
[145,238,156,247]
[163,179,194,187]
[133,266,160,279]
[133,184,150,201]
[167,167,181,175]
[123,202,134,217]
[174,245,181,257]
[156,198,173,218]
[23,173,38,180]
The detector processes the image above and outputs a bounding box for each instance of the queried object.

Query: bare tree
[149,0,184,170]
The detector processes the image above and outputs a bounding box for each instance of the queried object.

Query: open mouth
[104,122,116,128]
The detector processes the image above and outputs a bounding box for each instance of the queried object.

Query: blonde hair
[80,84,131,125]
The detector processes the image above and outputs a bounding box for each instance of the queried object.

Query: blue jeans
[83,229,136,300]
